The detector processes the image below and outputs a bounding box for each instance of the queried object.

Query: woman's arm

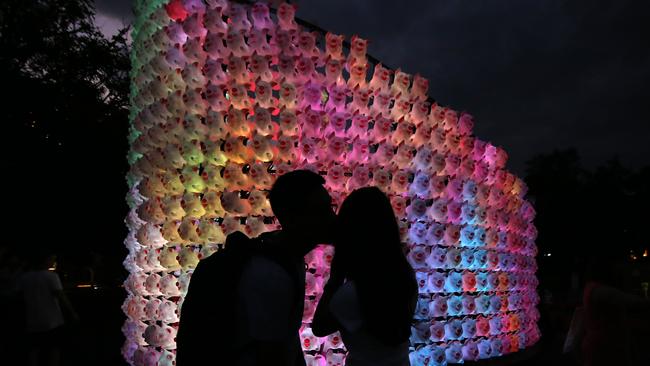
[311,253,345,337]
[312,282,341,337]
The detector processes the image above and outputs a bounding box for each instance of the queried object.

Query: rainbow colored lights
[123,1,540,365]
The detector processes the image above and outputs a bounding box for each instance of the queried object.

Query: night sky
[95,0,650,175]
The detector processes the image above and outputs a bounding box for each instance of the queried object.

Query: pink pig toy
[346,165,371,191]
[372,167,391,191]
[391,69,411,97]
[225,3,251,33]
[445,342,464,364]
[462,340,480,361]
[250,2,273,30]
[368,63,392,93]
[325,349,346,366]
[325,32,345,61]
[370,89,392,118]
[407,245,429,270]
[347,63,368,89]
[277,2,298,32]
[411,74,429,101]
[347,34,368,67]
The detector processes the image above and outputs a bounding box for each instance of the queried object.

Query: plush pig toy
[430,321,446,342]
[408,245,429,270]
[160,273,182,297]
[144,273,162,297]
[325,32,345,61]
[300,326,320,352]
[428,271,446,293]
[414,296,432,320]
[429,295,449,317]
[426,246,447,270]
[447,295,463,316]
[325,349,346,366]
[462,340,480,362]
[410,322,432,344]
[445,319,463,341]
[442,342,464,364]
[305,354,326,366]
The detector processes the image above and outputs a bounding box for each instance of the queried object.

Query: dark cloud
[95,0,650,174]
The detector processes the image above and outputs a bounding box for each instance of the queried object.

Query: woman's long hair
[335,187,417,345]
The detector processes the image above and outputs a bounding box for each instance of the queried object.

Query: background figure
[313,187,417,366]
[0,248,26,364]
[16,251,79,366]
[579,253,650,366]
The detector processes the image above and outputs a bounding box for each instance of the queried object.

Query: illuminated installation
[123,0,540,365]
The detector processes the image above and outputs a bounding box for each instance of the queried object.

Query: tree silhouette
[525,149,649,292]
[1,0,131,272]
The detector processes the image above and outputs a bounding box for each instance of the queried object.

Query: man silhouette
[177,170,335,366]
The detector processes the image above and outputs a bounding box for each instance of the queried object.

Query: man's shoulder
[193,231,261,272]
[22,270,52,281]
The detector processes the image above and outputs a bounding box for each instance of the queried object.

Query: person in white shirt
[313,187,418,366]
[17,252,78,366]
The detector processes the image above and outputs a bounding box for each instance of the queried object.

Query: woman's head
[336,187,404,275]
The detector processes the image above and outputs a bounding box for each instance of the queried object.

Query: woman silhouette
[312,187,417,366]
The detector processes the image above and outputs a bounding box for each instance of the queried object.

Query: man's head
[269,170,335,249]
[28,249,57,271]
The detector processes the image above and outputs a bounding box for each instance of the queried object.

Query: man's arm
[50,273,79,322]
[54,290,79,322]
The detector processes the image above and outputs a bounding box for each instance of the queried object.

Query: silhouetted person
[580,254,650,366]
[312,187,417,366]
[0,248,25,364]
[16,252,78,366]
[176,170,335,366]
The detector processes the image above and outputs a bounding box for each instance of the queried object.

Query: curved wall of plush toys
[122,1,540,365]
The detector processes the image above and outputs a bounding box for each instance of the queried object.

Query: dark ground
[1,286,579,366]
